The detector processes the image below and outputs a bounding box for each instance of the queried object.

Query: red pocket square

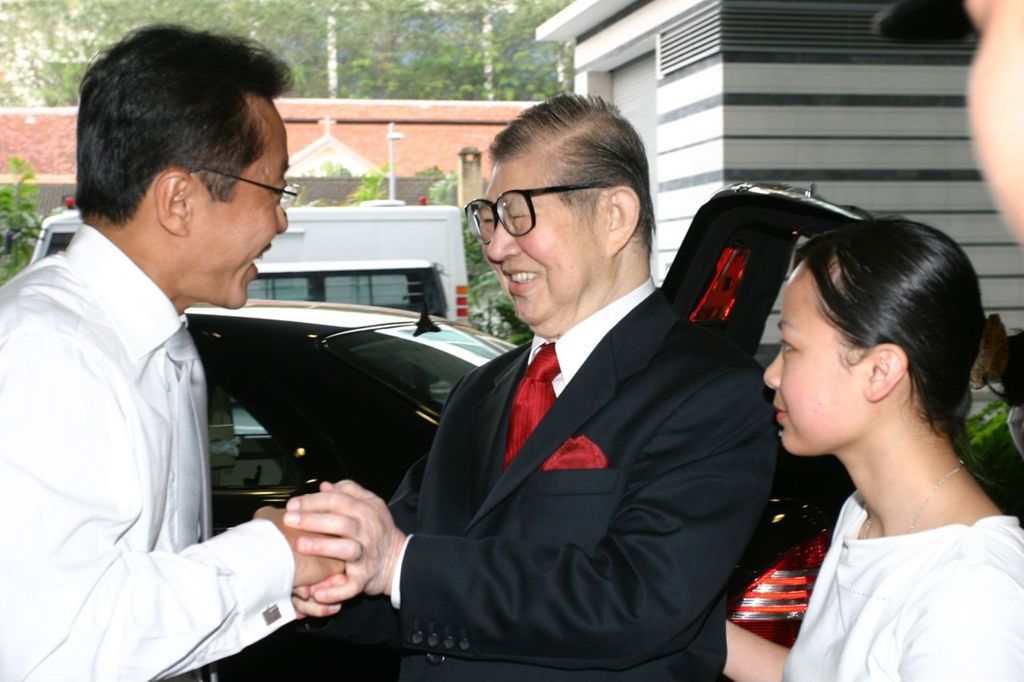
[540,435,609,472]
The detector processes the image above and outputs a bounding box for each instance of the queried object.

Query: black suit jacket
[314,291,776,681]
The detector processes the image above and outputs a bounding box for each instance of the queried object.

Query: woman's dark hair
[795,218,984,441]
[489,94,655,253]
[75,24,292,226]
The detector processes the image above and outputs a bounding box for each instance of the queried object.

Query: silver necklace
[860,460,964,539]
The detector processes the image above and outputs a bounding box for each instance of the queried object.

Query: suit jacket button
[426,653,445,665]
[427,633,440,647]
[411,631,424,645]
[458,638,470,651]
[443,636,455,649]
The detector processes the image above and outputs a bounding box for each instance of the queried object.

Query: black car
[193,183,859,679]
[192,302,514,680]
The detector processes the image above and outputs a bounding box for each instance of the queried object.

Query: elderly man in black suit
[283,94,776,681]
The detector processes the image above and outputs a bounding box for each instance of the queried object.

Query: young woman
[724,218,1024,682]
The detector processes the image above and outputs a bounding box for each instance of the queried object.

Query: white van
[31,209,81,262]
[248,259,448,316]
[33,203,470,321]
[266,205,468,321]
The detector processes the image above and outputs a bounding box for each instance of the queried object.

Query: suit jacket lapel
[419,348,524,535]
[471,350,526,505]
[466,291,678,532]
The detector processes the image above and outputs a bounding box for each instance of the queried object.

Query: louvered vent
[658,1,976,78]
[658,3,723,77]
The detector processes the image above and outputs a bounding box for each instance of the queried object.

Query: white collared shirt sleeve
[390,535,414,609]
[0,249,296,681]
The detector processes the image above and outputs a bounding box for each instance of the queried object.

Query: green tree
[426,170,529,341]
[0,158,42,285]
[962,401,1024,519]
[313,160,354,178]
[426,172,457,206]
[468,266,532,344]
[0,0,573,105]
[0,0,263,105]
[417,166,445,180]
[460,215,531,343]
[346,165,389,204]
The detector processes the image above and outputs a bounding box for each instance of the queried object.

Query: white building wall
[612,55,659,211]
[545,0,1023,339]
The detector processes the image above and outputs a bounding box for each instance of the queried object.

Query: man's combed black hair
[75,24,292,226]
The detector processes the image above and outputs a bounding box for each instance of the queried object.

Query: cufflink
[262,605,282,625]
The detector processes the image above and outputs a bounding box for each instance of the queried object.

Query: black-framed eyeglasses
[191,167,300,209]
[464,183,608,245]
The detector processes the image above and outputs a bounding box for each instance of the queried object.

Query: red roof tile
[0,107,78,178]
[0,99,533,183]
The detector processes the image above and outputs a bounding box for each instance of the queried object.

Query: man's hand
[284,480,407,605]
[291,579,347,618]
[253,506,346,590]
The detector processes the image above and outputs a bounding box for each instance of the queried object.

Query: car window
[45,231,75,256]
[324,324,510,411]
[249,268,446,316]
[324,272,429,310]
[208,384,303,489]
[247,275,309,301]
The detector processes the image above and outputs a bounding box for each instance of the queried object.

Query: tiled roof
[277,99,530,178]
[0,98,533,185]
[0,107,78,179]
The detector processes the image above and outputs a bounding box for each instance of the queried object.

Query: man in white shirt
[281,94,777,680]
[0,25,342,681]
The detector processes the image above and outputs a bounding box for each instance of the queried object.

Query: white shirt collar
[528,278,656,395]
[64,224,185,362]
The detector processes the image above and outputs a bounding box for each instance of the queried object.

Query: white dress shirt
[526,278,657,397]
[0,225,296,681]
[390,278,657,606]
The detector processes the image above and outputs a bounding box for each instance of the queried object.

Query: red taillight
[456,285,469,319]
[689,246,749,324]
[728,529,830,647]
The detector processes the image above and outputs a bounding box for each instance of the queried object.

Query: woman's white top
[784,493,1024,682]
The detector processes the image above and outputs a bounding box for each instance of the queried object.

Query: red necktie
[504,343,560,469]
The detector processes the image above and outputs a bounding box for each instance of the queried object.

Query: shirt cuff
[390,534,413,609]
[185,518,297,639]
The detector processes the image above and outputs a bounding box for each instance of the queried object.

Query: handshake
[255,480,407,619]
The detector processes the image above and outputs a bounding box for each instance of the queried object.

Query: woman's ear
[603,185,640,256]
[152,168,195,238]
[863,343,910,403]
